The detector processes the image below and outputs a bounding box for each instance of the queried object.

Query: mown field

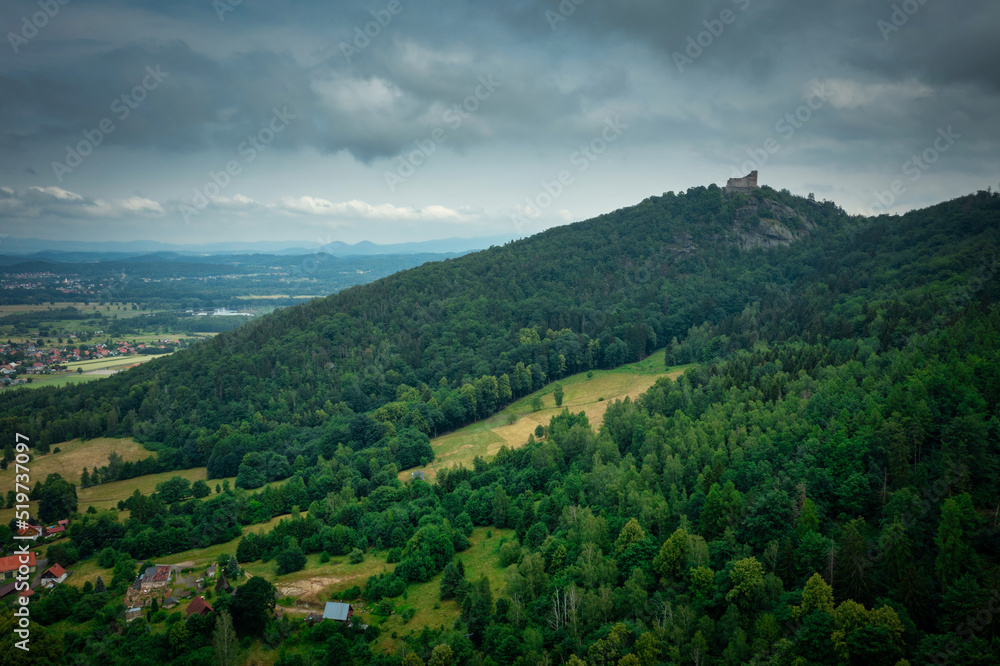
[4,374,104,391]
[1,354,173,393]
[401,351,690,482]
[63,354,169,372]
[0,437,149,524]
[0,436,290,524]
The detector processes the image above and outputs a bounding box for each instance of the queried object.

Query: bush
[400,606,416,623]
[498,539,522,567]
[386,548,402,563]
[363,572,405,601]
[97,547,119,569]
[375,599,394,616]
[276,546,306,575]
[320,551,331,564]
[348,548,364,564]
[46,542,79,567]
[341,585,361,599]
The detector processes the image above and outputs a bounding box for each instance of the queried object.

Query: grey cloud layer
[0,0,997,239]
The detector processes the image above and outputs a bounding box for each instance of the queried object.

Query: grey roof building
[322,602,353,621]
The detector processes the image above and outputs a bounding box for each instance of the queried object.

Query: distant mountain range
[0,234,520,259]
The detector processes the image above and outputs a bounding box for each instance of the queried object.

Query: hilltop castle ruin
[726,170,758,193]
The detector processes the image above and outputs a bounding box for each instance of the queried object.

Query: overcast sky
[1,0,997,246]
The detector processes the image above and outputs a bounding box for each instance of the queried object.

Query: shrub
[363,572,405,601]
[498,539,523,567]
[276,545,306,575]
[348,548,364,564]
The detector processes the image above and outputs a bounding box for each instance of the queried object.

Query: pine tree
[935,496,976,589]
[226,554,241,579]
[95,576,106,594]
[440,560,467,601]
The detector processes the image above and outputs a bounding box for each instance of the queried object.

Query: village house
[163,596,179,609]
[322,602,353,622]
[16,524,42,541]
[44,524,66,539]
[40,563,68,587]
[136,565,172,592]
[0,552,36,581]
[125,607,143,622]
[186,596,214,617]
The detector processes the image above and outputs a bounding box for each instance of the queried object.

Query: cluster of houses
[0,551,71,601]
[0,339,181,385]
[16,519,69,541]
[0,271,62,290]
[0,272,110,295]
[124,562,231,622]
[0,528,360,628]
[0,518,74,600]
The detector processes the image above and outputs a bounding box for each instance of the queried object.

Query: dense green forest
[1,185,999,665]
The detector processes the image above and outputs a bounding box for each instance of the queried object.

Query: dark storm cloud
[0,0,996,238]
[2,0,992,162]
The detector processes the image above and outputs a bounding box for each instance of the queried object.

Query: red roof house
[16,525,42,540]
[186,596,214,617]
[0,553,36,580]
[41,563,68,586]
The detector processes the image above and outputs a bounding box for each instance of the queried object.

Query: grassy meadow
[401,351,690,481]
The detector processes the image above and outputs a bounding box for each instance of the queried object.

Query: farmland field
[0,437,149,523]
[2,373,103,391]
[0,354,171,393]
[63,354,169,372]
[0,441,289,523]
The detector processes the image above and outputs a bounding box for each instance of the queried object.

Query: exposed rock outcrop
[729,196,816,250]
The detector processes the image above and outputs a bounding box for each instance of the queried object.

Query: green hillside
[1,186,999,665]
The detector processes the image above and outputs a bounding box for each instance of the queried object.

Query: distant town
[0,337,186,387]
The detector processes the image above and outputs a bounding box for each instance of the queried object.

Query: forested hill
[1,186,997,474]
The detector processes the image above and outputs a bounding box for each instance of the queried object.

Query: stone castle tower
[726,170,758,193]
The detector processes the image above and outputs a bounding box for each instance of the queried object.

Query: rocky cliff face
[729,196,817,250]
